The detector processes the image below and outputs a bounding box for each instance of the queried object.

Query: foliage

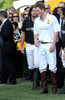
[0,0,18,10]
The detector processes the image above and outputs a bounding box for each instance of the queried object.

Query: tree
[0,0,18,10]
[0,0,5,8]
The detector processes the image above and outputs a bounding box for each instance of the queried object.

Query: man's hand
[49,44,55,52]
[34,40,40,47]
[21,47,24,54]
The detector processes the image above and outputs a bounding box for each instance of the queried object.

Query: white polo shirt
[34,14,61,42]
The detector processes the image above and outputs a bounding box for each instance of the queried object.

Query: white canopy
[13,0,48,9]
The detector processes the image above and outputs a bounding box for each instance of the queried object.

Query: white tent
[13,0,48,9]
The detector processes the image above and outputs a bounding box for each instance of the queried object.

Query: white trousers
[38,43,57,73]
[26,43,38,70]
[62,49,65,68]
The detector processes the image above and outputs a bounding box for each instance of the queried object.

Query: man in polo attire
[34,3,60,94]
[21,6,40,90]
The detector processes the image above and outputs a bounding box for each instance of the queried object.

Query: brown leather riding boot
[40,71,48,94]
[51,72,57,94]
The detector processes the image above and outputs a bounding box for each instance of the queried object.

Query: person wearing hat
[45,3,51,14]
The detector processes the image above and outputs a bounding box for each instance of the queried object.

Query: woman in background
[12,21,24,78]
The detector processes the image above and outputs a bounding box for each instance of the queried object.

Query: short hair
[35,0,44,4]
[0,10,7,18]
[34,2,45,10]
[61,7,65,17]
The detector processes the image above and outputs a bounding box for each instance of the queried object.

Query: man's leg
[26,44,35,89]
[0,55,8,84]
[47,46,57,94]
[38,44,48,94]
[33,46,40,90]
[4,53,16,84]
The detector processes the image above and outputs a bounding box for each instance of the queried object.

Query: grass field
[0,79,65,100]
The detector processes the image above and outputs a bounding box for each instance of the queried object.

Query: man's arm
[34,34,40,47]
[49,32,59,52]
[21,32,25,54]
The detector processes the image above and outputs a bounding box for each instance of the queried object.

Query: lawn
[0,79,65,100]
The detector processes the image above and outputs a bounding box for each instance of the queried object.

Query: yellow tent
[45,0,65,13]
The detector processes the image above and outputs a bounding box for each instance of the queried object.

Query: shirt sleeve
[52,16,61,33]
[21,21,26,32]
[34,19,39,34]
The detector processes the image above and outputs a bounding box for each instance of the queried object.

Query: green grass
[0,79,65,100]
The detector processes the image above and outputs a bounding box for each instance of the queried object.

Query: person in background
[23,11,29,20]
[44,3,51,14]
[0,10,17,85]
[13,12,22,30]
[0,20,3,82]
[58,2,65,15]
[22,10,32,80]
[12,21,24,78]
[8,13,13,22]
[59,7,65,94]
[21,5,40,90]
[24,6,30,14]
[56,2,65,89]
[10,7,16,14]
[53,7,60,22]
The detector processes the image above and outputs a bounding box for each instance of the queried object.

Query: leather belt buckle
[40,42,49,44]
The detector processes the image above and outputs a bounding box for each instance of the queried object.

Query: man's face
[58,3,65,15]
[31,8,37,17]
[45,8,50,13]
[35,7,44,16]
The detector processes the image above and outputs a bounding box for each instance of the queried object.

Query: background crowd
[0,0,65,94]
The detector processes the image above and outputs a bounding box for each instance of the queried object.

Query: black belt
[39,42,52,44]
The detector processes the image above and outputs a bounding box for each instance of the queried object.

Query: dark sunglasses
[58,7,64,9]
[13,16,18,18]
